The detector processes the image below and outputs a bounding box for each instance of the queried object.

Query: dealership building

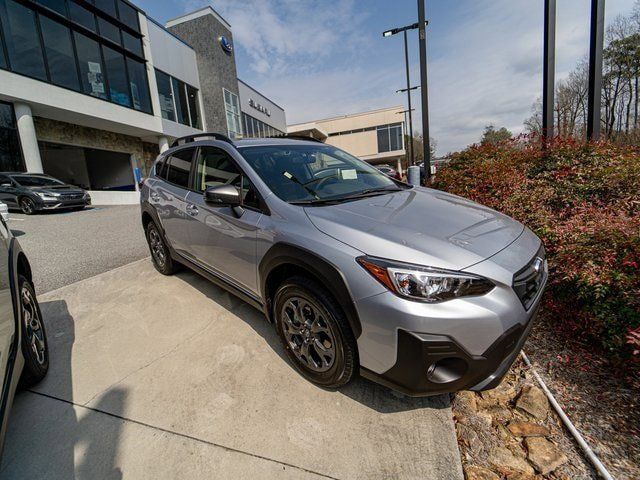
[0,1,285,203]
[288,106,407,175]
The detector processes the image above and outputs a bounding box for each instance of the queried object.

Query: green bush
[432,138,640,364]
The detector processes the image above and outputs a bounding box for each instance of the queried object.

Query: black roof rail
[170,133,234,148]
[268,134,325,143]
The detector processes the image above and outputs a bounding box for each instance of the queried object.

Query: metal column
[587,0,605,140]
[417,0,431,181]
[542,0,556,141]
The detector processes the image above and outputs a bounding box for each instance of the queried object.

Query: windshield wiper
[290,187,404,206]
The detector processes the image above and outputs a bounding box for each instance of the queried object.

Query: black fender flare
[259,243,362,339]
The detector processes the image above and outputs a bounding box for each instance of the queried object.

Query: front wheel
[145,221,178,275]
[273,276,357,389]
[18,275,49,388]
[19,197,36,215]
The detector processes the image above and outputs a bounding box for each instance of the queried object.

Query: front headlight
[35,192,59,200]
[357,256,494,303]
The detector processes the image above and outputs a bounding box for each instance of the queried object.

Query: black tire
[18,275,49,388]
[145,221,178,275]
[19,197,36,215]
[273,276,357,389]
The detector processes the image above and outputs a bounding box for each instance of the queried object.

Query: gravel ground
[526,315,640,480]
[7,205,149,294]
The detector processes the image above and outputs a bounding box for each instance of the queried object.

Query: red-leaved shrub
[432,137,640,366]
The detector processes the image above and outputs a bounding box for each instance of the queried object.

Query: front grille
[59,193,84,200]
[513,245,546,310]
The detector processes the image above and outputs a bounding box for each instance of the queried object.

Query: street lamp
[382,22,424,166]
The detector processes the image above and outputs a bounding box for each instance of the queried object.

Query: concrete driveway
[1,259,463,479]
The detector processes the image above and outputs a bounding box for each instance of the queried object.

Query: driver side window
[194,147,261,210]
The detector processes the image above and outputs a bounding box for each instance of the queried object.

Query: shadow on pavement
[0,300,126,479]
[174,269,450,414]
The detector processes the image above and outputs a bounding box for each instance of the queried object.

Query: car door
[184,146,263,294]
[152,148,195,256]
[0,175,18,208]
[0,214,15,413]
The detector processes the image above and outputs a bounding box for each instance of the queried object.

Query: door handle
[186,204,199,216]
[150,193,160,202]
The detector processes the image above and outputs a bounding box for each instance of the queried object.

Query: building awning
[287,124,328,141]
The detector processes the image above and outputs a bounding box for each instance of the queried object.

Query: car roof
[171,137,326,151]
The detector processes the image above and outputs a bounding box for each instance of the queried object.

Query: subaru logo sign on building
[219,35,233,54]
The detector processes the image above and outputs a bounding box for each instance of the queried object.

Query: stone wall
[168,14,239,135]
[34,117,159,176]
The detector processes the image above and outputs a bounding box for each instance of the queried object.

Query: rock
[488,446,535,476]
[505,473,537,480]
[456,391,478,412]
[516,384,549,419]
[478,382,517,407]
[463,465,500,480]
[487,406,513,423]
[477,411,493,429]
[456,423,484,454]
[507,421,550,437]
[525,437,568,474]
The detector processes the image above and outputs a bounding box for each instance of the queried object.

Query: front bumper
[36,196,91,210]
[361,303,539,396]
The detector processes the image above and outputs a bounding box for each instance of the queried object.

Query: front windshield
[238,144,405,204]
[12,175,64,187]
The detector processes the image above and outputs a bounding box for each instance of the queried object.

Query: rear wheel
[18,275,48,388]
[146,221,178,275]
[274,276,357,389]
[19,197,36,215]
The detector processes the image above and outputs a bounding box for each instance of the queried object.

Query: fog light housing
[426,357,468,384]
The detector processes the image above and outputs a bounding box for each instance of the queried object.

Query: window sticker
[341,169,357,180]
[283,171,292,179]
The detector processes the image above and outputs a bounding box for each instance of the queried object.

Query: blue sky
[137,0,637,154]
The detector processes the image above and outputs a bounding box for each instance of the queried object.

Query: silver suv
[140,134,547,396]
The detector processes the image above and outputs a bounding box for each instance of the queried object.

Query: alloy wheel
[22,284,46,365]
[280,297,336,372]
[148,226,166,268]
[20,198,34,215]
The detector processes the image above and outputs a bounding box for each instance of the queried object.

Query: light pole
[542,0,556,142]
[383,22,420,166]
[587,0,605,140]
[417,0,431,182]
[397,108,415,170]
[396,86,420,165]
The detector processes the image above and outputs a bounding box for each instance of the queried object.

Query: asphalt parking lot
[2,259,463,479]
[7,206,148,293]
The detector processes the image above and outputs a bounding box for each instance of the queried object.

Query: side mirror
[204,184,241,207]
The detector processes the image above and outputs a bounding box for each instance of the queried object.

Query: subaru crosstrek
[140,134,547,396]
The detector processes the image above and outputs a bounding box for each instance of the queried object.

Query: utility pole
[417,0,431,181]
[587,0,605,140]
[403,30,415,165]
[542,0,556,142]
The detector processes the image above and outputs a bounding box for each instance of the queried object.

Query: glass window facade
[0,101,24,172]
[155,69,175,121]
[0,0,47,80]
[223,88,242,139]
[377,123,403,153]
[68,1,96,32]
[241,112,283,139]
[40,16,80,90]
[117,0,139,32]
[74,31,107,99]
[0,0,151,114]
[155,69,200,129]
[97,17,121,45]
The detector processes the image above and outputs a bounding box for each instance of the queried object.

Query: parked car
[141,134,547,396]
[0,202,48,452]
[376,164,402,180]
[0,173,91,215]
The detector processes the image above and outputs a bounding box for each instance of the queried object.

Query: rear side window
[165,149,195,188]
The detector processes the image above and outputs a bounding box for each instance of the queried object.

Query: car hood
[304,187,524,271]
[26,185,85,194]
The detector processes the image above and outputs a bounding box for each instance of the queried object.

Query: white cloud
[183,0,636,155]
